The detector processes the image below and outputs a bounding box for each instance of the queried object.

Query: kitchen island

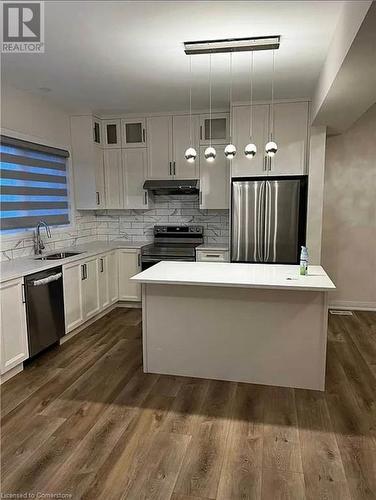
[132,262,335,390]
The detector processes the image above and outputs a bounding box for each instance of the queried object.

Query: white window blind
[0,135,70,232]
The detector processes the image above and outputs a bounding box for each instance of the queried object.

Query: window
[0,135,70,232]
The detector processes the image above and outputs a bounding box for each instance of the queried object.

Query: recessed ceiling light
[184,36,280,55]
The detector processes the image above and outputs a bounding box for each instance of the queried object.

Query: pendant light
[245,51,257,159]
[184,55,197,163]
[204,54,216,162]
[224,52,236,160]
[265,49,278,157]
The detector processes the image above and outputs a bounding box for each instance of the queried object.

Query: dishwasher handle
[30,272,62,287]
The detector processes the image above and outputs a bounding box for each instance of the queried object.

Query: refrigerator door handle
[264,181,272,262]
[257,182,265,262]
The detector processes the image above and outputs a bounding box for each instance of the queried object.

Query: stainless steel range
[141,225,204,270]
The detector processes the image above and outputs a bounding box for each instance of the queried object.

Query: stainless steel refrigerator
[231,176,308,264]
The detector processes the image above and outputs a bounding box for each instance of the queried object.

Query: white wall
[0,86,97,261]
[1,86,71,148]
[311,1,372,124]
[322,104,376,310]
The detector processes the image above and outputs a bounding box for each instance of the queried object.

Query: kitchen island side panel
[142,283,328,391]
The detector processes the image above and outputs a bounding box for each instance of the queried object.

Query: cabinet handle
[21,284,25,303]
[199,191,202,205]
[268,157,272,171]
[85,264,88,279]
[169,162,172,176]
[100,258,104,273]
[206,254,221,258]
[81,264,85,280]
[96,191,100,205]
[200,125,202,140]
[144,191,148,205]
[173,161,176,176]
[137,253,141,267]
[263,157,267,171]
[142,128,146,143]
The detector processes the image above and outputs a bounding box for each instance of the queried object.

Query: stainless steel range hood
[143,179,200,195]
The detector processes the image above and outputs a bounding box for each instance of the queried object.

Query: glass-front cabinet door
[121,118,147,148]
[199,112,229,145]
[93,118,102,145]
[102,119,121,148]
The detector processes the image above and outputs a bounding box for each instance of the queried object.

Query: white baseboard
[0,363,23,385]
[117,301,141,309]
[328,300,376,312]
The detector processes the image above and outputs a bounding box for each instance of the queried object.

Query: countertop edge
[0,240,151,283]
[130,277,335,292]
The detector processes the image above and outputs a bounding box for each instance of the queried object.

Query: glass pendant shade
[245,143,257,158]
[184,146,197,163]
[265,141,278,157]
[224,143,236,160]
[204,146,216,162]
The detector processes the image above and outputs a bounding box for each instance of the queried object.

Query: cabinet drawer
[196,250,229,262]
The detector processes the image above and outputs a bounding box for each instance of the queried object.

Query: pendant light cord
[249,51,254,140]
[189,55,192,144]
[229,52,233,142]
[209,53,212,147]
[271,49,275,141]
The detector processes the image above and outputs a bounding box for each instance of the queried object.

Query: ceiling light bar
[184,36,280,55]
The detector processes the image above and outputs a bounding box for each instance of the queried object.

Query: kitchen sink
[36,252,82,260]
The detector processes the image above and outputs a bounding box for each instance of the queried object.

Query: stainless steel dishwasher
[24,266,65,358]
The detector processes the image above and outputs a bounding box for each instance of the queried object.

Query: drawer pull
[206,254,221,258]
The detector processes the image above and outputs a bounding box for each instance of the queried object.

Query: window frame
[0,128,76,240]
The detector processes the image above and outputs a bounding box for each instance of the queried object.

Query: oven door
[141,256,195,271]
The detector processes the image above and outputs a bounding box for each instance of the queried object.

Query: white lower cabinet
[98,254,110,310]
[98,251,119,309]
[63,261,84,333]
[0,278,29,374]
[108,251,119,304]
[118,249,141,301]
[196,249,229,262]
[82,257,100,320]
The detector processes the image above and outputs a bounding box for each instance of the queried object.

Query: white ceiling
[1,1,345,114]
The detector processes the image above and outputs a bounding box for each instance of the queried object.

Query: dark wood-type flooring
[1,307,376,499]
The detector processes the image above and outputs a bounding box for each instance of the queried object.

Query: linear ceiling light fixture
[184,36,280,55]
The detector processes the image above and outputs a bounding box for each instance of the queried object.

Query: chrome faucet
[34,220,52,255]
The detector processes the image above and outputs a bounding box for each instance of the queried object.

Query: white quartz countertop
[0,240,151,283]
[131,261,336,291]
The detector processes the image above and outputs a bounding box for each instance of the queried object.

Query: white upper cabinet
[199,113,230,145]
[0,278,29,374]
[147,115,173,179]
[269,101,309,175]
[122,148,149,209]
[172,115,200,179]
[232,101,309,177]
[121,118,147,148]
[232,104,270,177]
[102,119,121,148]
[71,115,105,210]
[104,149,123,209]
[199,145,229,209]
